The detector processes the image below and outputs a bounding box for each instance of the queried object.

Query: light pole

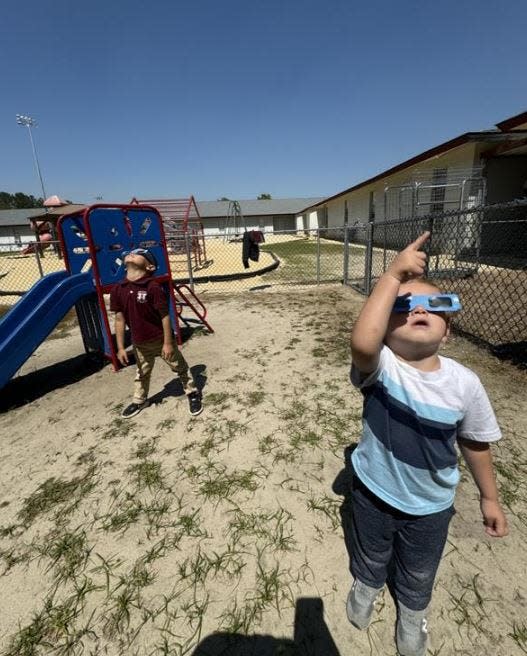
[16,114,47,202]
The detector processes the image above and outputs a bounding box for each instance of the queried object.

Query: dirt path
[0,286,526,655]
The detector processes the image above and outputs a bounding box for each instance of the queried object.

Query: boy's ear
[441,316,451,344]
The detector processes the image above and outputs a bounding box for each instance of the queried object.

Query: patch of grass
[99,492,143,533]
[18,466,97,526]
[227,507,296,552]
[156,418,176,431]
[258,434,278,455]
[279,399,309,423]
[4,594,96,656]
[175,509,208,539]
[0,545,31,573]
[201,418,249,455]
[127,460,165,491]
[509,623,527,654]
[306,494,341,531]
[195,462,265,502]
[494,459,525,510]
[36,528,91,584]
[219,599,260,635]
[0,523,18,538]
[132,438,157,460]
[447,573,493,638]
[75,450,96,467]
[101,417,137,440]
[205,391,233,409]
[247,390,266,406]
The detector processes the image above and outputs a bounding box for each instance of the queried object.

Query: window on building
[430,168,448,213]
[368,191,376,221]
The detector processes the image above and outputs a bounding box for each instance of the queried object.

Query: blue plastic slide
[0,271,95,389]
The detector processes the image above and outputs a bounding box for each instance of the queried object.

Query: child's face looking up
[124,252,154,271]
[385,281,450,358]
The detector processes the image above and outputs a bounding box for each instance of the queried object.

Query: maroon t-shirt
[110,276,169,345]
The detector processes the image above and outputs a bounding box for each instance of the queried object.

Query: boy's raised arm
[350,232,429,373]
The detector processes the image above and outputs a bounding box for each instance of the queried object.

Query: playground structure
[21,218,54,255]
[131,197,208,270]
[0,203,213,391]
[223,200,246,241]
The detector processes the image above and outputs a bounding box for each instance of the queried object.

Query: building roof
[495,110,527,131]
[30,204,86,220]
[196,198,324,218]
[0,208,48,227]
[299,109,527,213]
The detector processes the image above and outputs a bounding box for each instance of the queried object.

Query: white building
[0,209,46,251]
[296,110,527,229]
[196,198,324,236]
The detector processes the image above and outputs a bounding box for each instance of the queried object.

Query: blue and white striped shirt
[351,346,501,515]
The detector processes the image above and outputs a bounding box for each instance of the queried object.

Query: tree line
[0,192,44,209]
[217,194,272,201]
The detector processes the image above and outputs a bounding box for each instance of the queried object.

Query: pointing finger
[408,231,430,251]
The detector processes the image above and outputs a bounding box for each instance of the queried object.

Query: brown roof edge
[495,110,527,132]
[297,132,479,214]
[30,204,86,220]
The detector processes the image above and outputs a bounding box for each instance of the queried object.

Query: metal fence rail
[0,240,64,299]
[1,204,525,364]
[345,200,527,359]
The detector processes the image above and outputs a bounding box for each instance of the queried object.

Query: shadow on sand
[0,353,105,412]
[191,597,343,656]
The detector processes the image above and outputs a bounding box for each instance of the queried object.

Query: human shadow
[148,364,208,406]
[191,597,343,656]
[0,353,105,412]
[332,444,357,575]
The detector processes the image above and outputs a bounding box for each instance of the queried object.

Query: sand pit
[0,285,526,655]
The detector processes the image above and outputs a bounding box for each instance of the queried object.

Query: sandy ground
[0,285,526,656]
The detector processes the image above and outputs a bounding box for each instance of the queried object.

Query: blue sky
[1,0,526,204]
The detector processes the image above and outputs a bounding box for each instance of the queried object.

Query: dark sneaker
[187,391,203,416]
[121,401,148,419]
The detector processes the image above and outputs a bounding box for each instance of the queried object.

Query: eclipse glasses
[393,293,462,313]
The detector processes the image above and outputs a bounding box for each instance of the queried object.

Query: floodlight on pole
[16,113,47,202]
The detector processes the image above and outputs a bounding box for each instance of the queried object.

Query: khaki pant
[132,338,196,404]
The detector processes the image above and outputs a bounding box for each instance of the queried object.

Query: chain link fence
[1,206,525,365]
[0,240,64,304]
[346,200,527,363]
[175,228,350,291]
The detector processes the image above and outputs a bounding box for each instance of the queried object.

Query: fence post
[343,225,350,286]
[184,232,195,292]
[426,215,435,277]
[316,228,321,284]
[364,222,374,295]
[34,246,44,278]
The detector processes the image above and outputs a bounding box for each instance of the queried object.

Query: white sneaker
[346,579,383,630]
[396,602,428,656]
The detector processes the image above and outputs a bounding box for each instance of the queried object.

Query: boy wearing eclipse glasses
[110,248,203,418]
[347,232,507,655]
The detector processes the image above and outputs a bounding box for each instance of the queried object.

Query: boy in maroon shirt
[110,248,202,418]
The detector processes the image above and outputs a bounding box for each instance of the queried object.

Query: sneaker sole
[188,406,203,417]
